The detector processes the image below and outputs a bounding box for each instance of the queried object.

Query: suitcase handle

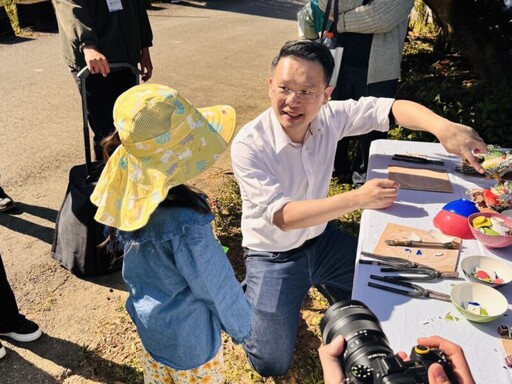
[77,63,140,176]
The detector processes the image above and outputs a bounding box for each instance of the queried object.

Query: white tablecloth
[352,139,512,383]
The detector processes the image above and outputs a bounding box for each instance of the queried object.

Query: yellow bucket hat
[90,83,236,232]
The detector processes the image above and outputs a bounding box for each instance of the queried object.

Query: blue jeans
[242,222,357,377]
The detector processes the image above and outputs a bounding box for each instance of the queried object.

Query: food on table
[478,145,512,179]
[466,146,512,212]
[465,301,489,316]
[470,214,512,236]
[472,266,506,284]
[483,181,512,212]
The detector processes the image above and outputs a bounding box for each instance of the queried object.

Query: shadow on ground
[0,333,141,383]
[0,203,58,244]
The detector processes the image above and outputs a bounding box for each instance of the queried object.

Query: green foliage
[409,0,438,37]
[397,35,512,146]
[212,176,243,235]
[328,178,361,237]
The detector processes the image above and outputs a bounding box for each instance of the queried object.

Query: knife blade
[385,239,459,249]
[392,154,445,166]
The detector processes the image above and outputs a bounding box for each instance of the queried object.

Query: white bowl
[450,282,508,323]
[461,255,512,289]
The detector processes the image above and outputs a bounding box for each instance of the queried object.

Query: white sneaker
[0,318,42,342]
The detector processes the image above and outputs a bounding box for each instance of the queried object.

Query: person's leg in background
[0,184,15,213]
[352,79,398,186]
[242,249,312,377]
[71,68,137,161]
[0,254,42,345]
[0,251,18,360]
[332,65,368,183]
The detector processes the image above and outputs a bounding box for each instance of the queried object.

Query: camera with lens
[320,300,457,384]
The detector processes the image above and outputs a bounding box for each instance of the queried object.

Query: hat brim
[198,105,236,145]
[91,104,236,232]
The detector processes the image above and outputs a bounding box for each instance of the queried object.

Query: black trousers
[71,67,137,161]
[0,254,22,332]
[332,65,398,185]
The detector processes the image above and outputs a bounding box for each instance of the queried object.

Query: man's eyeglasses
[271,86,322,104]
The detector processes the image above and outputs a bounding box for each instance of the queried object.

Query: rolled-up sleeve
[324,97,394,140]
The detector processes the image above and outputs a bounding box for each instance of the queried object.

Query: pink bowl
[468,212,512,249]
[433,210,474,239]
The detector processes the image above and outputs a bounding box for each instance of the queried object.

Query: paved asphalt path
[0,1,303,382]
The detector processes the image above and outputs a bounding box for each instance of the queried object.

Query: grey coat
[318,0,414,84]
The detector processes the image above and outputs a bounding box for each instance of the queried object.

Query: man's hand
[417,336,475,384]
[319,336,345,384]
[83,45,110,77]
[354,178,400,210]
[140,47,153,82]
[391,100,487,173]
[435,122,487,173]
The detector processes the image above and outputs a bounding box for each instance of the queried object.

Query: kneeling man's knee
[245,349,293,377]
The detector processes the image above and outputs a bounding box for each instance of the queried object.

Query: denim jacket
[118,205,252,370]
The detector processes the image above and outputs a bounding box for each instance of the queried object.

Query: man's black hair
[271,40,334,86]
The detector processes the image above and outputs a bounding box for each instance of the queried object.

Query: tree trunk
[423,0,512,85]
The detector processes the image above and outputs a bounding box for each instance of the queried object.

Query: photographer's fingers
[418,336,475,384]
[428,363,451,384]
[319,336,345,384]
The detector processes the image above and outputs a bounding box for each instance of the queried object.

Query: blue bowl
[443,199,479,218]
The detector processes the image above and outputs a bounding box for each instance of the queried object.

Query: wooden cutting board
[373,223,462,272]
[388,165,453,193]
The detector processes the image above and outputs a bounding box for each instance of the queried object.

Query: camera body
[321,300,457,384]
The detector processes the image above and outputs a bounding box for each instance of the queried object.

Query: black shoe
[0,341,6,360]
[0,186,16,213]
[0,317,42,342]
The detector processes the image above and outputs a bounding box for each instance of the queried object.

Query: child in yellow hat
[91,84,252,383]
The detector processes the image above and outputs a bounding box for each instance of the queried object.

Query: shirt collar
[270,110,325,153]
[309,114,324,135]
[270,110,294,153]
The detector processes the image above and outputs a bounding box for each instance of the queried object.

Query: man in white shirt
[230,39,486,377]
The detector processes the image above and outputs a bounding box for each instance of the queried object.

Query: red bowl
[468,212,512,249]
[433,210,474,239]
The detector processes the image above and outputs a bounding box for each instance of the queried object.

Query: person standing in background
[52,0,153,161]
[0,253,43,360]
[0,183,15,213]
[319,0,414,185]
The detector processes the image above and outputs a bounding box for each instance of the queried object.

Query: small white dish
[450,282,508,323]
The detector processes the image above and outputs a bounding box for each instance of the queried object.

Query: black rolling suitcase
[51,63,139,276]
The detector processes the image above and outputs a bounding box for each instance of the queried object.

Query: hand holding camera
[319,300,475,384]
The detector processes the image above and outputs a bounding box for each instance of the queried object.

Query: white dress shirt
[231,97,394,252]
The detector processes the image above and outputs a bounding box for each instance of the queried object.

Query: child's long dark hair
[102,131,212,215]
[99,131,212,251]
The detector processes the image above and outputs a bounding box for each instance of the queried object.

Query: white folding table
[352,139,512,383]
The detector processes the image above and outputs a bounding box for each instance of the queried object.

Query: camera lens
[320,300,394,383]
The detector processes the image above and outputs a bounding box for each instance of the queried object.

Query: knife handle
[392,155,427,164]
[440,271,460,278]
